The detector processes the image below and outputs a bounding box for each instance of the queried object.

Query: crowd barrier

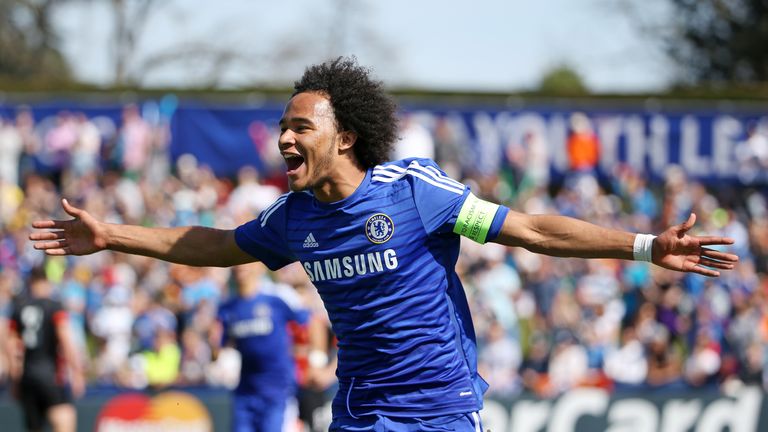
[0,386,764,431]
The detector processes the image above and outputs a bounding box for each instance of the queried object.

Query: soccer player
[210,261,311,432]
[30,57,738,431]
[6,266,85,432]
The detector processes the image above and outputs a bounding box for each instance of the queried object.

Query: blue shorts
[330,411,483,431]
[232,393,288,432]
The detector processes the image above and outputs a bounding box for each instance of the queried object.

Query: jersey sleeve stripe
[371,168,402,179]
[374,162,466,194]
[408,162,465,189]
[421,164,465,189]
[371,174,401,182]
[259,195,288,221]
[374,163,406,172]
[373,170,465,194]
[259,195,289,227]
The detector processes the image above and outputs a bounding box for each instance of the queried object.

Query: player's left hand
[652,213,738,277]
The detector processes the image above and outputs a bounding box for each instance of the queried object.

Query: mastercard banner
[95,391,213,432]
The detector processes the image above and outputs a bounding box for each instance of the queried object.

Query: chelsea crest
[365,213,394,244]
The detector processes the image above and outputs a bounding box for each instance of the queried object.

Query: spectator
[0,116,23,186]
[644,325,685,389]
[118,104,152,176]
[43,112,78,186]
[604,326,647,388]
[566,112,600,173]
[684,328,722,388]
[478,318,522,397]
[132,289,177,353]
[393,113,435,161]
[227,165,282,220]
[143,325,181,389]
[735,121,768,184]
[14,109,41,184]
[71,113,101,178]
[89,277,134,383]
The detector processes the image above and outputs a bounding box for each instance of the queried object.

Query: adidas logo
[303,233,319,248]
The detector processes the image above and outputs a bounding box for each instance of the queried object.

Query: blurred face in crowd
[30,277,52,298]
[278,91,356,200]
[234,262,267,297]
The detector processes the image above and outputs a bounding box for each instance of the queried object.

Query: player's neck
[312,164,366,203]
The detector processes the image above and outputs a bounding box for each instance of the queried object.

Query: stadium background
[1,1,767,431]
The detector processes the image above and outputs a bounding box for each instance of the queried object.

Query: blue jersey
[234,158,507,417]
[217,282,310,398]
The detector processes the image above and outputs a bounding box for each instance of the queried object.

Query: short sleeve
[271,283,310,325]
[387,158,506,243]
[234,194,297,270]
[404,159,470,235]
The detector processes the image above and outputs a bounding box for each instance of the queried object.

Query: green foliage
[538,65,589,95]
[666,0,768,84]
[0,0,73,85]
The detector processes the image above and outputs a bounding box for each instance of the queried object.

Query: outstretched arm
[30,199,256,267]
[493,211,738,277]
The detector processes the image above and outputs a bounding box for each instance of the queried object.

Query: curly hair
[293,56,399,169]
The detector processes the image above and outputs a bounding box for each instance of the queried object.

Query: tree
[538,64,589,95]
[0,0,73,84]
[265,0,399,89]
[619,0,768,85]
[1,0,398,89]
[99,0,248,88]
[72,0,396,89]
[666,0,768,84]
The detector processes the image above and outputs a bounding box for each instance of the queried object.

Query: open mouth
[284,155,305,173]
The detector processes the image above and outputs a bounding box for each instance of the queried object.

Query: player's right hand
[29,198,108,256]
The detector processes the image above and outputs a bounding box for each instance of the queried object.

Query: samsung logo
[302,249,399,282]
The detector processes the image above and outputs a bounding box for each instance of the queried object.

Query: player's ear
[338,130,357,151]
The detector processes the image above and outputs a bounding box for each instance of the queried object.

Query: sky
[54,0,675,93]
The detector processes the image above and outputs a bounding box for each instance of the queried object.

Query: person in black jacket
[7,265,84,432]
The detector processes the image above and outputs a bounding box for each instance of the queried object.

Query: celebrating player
[30,57,738,431]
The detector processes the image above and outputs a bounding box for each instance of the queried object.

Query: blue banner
[1,98,765,182]
[170,102,284,176]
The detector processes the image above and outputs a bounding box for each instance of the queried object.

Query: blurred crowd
[0,103,766,405]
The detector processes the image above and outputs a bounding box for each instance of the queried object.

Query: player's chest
[287,205,422,258]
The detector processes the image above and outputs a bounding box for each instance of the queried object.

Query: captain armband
[452,193,502,244]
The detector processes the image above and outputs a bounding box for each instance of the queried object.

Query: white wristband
[308,350,329,368]
[633,234,656,262]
